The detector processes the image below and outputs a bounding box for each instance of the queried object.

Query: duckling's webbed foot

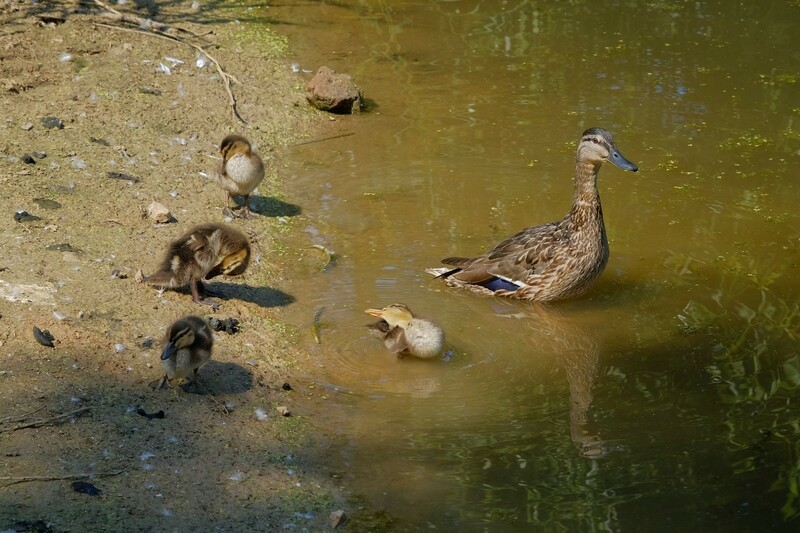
[190,280,220,309]
[238,205,257,219]
[150,375,170,390]
[222,205,256,219]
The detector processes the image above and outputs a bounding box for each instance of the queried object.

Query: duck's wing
[447,221,564,286]
[383,327,409,354]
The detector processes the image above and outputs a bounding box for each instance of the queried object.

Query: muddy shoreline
[0,3,383,531]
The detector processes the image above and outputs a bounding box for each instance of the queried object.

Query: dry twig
[0,405,46,424]
[0,406,90,433]
[90,2,245,123]
[0,467,128,488]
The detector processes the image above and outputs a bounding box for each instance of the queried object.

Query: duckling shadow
[206,282,295,308]
[239,196,302,218]
[201,361,253,394]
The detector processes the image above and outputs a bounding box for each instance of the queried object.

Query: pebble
[71,481,101,496]
[33,198,61,209]
[276,406,291,417]
[41,116,64,129]
[20,122,33,130]
[33,326,55,348]
[14,210,40,223]
[107,171,140,183]
[329,510,347,529]
[21,154,36,164]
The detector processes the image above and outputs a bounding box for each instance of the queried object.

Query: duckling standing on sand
[216,134,265,219]
[427,128,638,301]
[153,316,213,390]
[137,223,250,308]
[366,304,445,359]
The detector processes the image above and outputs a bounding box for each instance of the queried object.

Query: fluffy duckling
[366,304,445,359]
[216,134,265,219]
[153,316,213,390]
[139,223,250,307]
[427,128,638,301]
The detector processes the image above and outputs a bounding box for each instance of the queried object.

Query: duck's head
[162,319,197,360]
[577,128,638,172]
[220,134,253,162]
[365,304,414,329]
[206,246,250,279]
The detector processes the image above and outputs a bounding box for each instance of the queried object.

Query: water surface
[261,1,800,529]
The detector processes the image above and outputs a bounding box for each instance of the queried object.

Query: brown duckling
[139,223,250,307]
[216,134,265,219]
[427,128,638,301]
[366,304,445,359]
[153,316,213,390]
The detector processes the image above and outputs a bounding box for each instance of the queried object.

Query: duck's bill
[609,148,638,172]
[365,308,385,318]
[161,340,177,360]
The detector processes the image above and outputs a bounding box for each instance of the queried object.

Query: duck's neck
[569,160,605,236]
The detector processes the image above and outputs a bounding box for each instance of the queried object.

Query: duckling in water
[216,134,265,219]
[139,223,250,308]
[153,316,213,390]
[427,127,638,301]
[366,304,445,359]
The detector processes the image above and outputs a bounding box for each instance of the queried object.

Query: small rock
[71,481,101,496]
[135,407,165,420]
[276,406,291,417]
[33,198,61,210]
[282,382,292,391]
[107,171,140,183]
[32,151,46,159]
[20,122,34,131]
[147,201,175,224]
[89,136,110,146]
[14,210,40,223]
[329,510,347,529]
[110,269,128,280]
[137,336,156,349]
[21,154,36,164]
[140,86,162,96]
[70,156,86,169]
[41,116,64,129]
[306,66,364,114]
[45,243,80,253]
[33,326,55,348]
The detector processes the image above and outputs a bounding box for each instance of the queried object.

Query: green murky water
[263,1,800,529]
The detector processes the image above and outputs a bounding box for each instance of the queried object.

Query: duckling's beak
[365,308,385,318]
[161,340,178,361]
[609,147,638,172]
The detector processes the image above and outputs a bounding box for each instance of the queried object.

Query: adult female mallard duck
[366,304,445,359]
[216,134,265,219]
[427,127,638,301]
[138,223,250,307]
[152,316,213,390]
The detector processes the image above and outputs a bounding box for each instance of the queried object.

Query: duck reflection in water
[492,300,611,459]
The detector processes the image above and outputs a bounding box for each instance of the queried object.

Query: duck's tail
[426,267,461,279]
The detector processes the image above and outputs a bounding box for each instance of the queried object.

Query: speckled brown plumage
[153,316,213,390]
[427,128,638,301]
